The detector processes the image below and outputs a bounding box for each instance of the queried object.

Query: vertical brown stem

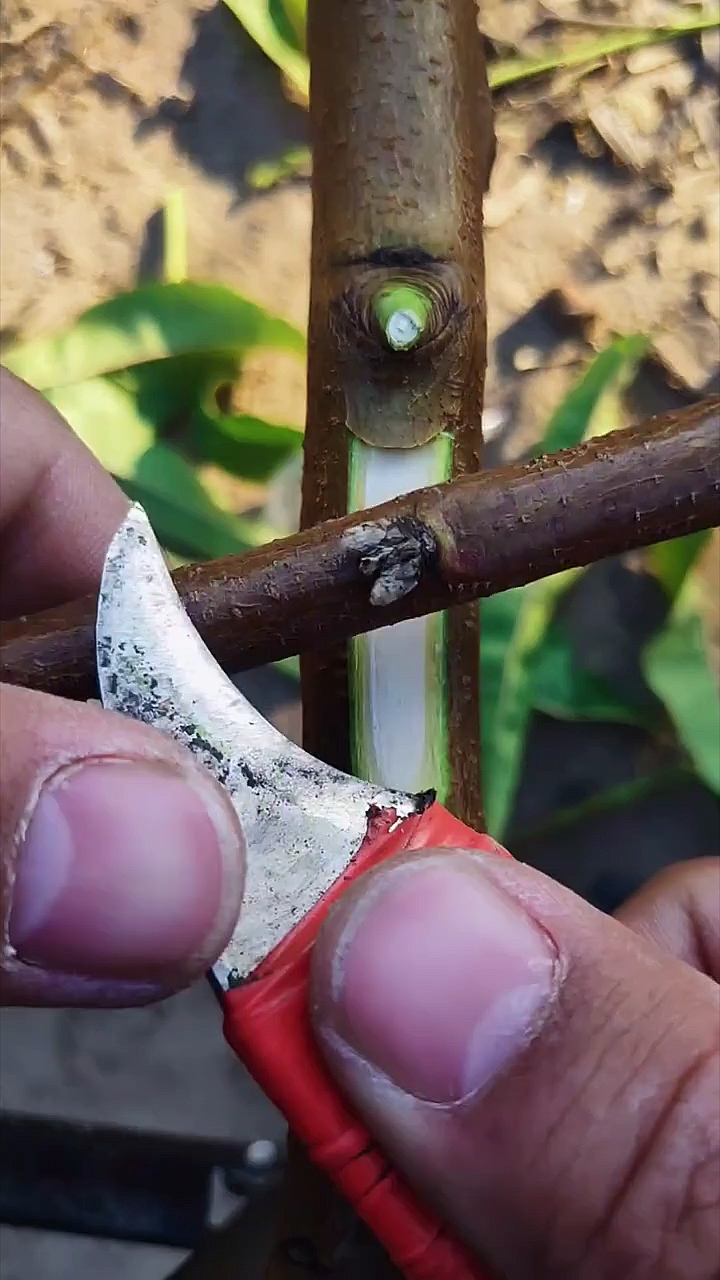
[301,0,493,827]
[268,2,494,1274]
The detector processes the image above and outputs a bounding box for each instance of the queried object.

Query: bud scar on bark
[371,282,433,351]
[331,254,471,449]
[343,517,439,606]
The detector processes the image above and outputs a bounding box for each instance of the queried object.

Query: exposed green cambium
[371,284,433,352]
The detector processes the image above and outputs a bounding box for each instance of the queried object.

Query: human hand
[0,369,245,1008]
[311,850,720,1279]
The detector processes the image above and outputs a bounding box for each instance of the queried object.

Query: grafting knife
[96,504,506,1280]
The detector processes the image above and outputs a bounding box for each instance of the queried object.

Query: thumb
[1,684,245,1008]
[310,850,720,1280]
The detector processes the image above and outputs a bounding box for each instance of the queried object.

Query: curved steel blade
[96,506,421,988]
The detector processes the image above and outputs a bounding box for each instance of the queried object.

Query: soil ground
[0,3,718,1278]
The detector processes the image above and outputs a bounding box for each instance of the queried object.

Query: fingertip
[1,689,246,1007]
[312,850,559,1104]
[0,368,129,615]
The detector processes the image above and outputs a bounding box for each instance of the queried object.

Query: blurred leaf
[647,530,713,602]
[189,408,303,481]
[530,618,648,726]
[122,354,302,480]
[2,282,305,391]
[534,334,650,456]
[512,765,694,848]
[113,353,303,481]
[279,0,306,50]
[120,443,265,560]
[482,571,580,839]
[46,377,155,478]
[488,15,719,90]
[481,334,658,835]
[163,189,188,285]
[247,146,311,190]
[45,374,275,558]
[480,589,526,768]
[111,353,240,432]
[643,581,720,794]
[223,0,309,103]
[46,351,301,486]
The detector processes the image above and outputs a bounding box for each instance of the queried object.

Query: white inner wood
[351,440,446,794]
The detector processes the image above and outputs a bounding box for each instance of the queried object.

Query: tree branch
[1,397,718,702]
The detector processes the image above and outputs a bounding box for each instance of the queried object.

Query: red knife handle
[222,801,509,1279]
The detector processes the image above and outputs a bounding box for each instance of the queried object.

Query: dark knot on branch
[343,517,438,606]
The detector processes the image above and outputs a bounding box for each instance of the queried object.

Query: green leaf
[482,571,580,839]
[512,765,694,848]
[2,281,305,391]
[45,377,155,479]
[162,189,188,285]
[643,582,720,794]
[488,15,719,91]
[647,530,713,602]
[112,353,303,481]
[247,145,311,190]
[480,335,653,835]
[534,334,650,456]
[223,0,309,103]
[278,0,306,51]
[189,408,303,481]
[111,352,241,433]
[480,589,526,768]
[47,352,301,486]
[119,443,265,560]
[44,374,274,559]
[530,618,648,726]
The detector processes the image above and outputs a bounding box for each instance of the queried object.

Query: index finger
[616,858,720,982]
[0,368,128,618]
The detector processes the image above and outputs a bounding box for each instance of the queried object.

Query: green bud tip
[372,283,433,351]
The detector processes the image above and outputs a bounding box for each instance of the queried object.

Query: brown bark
[2,398,718,703]
[300,0,493,825]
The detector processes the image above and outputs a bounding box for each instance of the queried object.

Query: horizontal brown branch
[1,397,718,703]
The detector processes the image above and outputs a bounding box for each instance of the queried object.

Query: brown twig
[1,398,718,702]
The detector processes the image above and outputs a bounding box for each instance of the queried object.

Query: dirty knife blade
[95,504,422,990]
